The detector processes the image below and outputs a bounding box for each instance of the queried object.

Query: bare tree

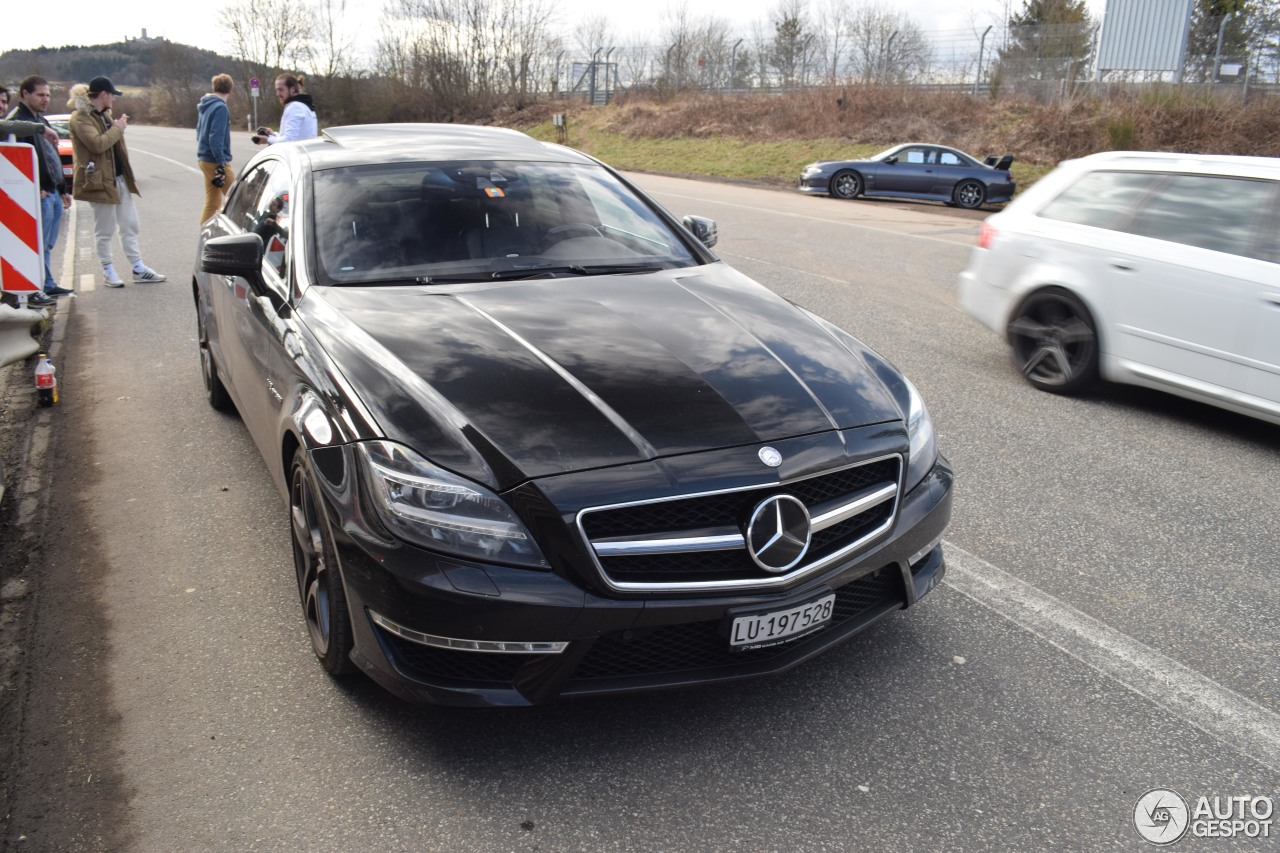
[376,0,560,116]
[496,0,557,96]
[313,0,355,79]
[572,14,615,55]
[815,0,854,82]
[847,4,932,83]
[659,1,700,91]
[222,0,316,77]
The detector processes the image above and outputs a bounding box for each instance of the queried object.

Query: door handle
[1108,258,1135,271]
[1262,292,1280,307]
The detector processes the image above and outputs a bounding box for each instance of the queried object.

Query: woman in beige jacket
[68,76,165,287]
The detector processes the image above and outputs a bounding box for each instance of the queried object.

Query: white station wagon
[960,151,1280,425]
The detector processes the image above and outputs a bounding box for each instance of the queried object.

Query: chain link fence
[544,18,1279,104]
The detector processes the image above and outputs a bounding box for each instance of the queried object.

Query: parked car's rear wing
[984,155,1015,171]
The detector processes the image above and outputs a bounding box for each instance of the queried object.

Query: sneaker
[44,285,74,296]
[133,267,167,283]
[104,266,124,287]
[28,291,56,306]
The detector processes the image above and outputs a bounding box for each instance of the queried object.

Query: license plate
[729,594,835,651]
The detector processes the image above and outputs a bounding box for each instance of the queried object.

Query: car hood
[806,160,871,170]
[302,264,902,489]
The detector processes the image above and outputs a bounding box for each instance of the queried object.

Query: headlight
[802,164,821,177]
[356,440,549,569]
[904,377,938,493]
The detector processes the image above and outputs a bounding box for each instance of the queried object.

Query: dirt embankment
[503,86,1280,169]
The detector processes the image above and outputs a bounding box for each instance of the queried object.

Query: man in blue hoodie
[196,74,234,223]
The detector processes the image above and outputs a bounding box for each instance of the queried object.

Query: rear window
[1123,174,1277,260]
[1037,171,1161,229]
[1038,168,1279,262]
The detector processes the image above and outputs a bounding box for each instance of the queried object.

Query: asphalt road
[1,125,1277,852]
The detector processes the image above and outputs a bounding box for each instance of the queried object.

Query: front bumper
[332,453,954,707]
[798,174,832,194]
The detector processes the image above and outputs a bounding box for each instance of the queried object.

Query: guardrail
[0,302,46,369]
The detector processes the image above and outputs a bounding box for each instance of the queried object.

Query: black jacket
[6,103,65,194]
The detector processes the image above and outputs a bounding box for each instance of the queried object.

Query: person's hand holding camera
[251,126,273,146]
[211,166,227,188]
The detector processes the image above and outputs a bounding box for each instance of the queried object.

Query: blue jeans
[40,192,63,291]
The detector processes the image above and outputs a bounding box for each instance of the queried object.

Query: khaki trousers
[199,161,235,224]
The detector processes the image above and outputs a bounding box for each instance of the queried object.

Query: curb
[0,202,77,508]
[0,201,78,764]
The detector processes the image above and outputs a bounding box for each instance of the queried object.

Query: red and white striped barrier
[1,141,44,296]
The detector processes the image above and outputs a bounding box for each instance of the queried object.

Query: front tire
[954,180,986,210]
[1007,288,1099,395]
[196,296,232,412]
[289,448,356,677]
[830,170,862,200]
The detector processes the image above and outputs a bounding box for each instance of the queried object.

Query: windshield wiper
[562,263,667,275]
[416,263,668,284]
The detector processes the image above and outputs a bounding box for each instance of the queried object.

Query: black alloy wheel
[954,180,987,209]
[830,170,862,200]
[1007,288,1099,395]
[289,449,356,676]
[195,295,232,411]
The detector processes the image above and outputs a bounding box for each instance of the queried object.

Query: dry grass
[505,87,1280,191]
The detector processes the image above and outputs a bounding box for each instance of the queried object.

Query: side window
[903,148,927,165]
[939,152,962,166]
[1037,171,1161,230]
[224,163,273,231]
[252,167,292,278]
[1123,174,1277,260]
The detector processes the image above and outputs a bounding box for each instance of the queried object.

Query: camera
[256,126,270,136]
[211,166,226,188]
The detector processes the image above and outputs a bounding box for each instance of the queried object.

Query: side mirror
[201,233,265,279]
[884,156,898,165]
[682,215,718,249]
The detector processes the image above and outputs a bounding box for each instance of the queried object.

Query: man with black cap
[68,75,166,288]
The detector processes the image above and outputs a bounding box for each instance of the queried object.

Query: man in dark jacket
[196,73,235,223]
[8,76,73,298]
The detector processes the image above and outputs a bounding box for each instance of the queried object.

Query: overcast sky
[1,0,1110,60]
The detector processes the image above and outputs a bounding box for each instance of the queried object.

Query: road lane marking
[129,148,203,176]
[722,251,850,285]
[647,187,979,247]
[943,544,1280,774]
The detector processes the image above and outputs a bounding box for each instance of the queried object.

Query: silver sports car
[800,143,1016,210]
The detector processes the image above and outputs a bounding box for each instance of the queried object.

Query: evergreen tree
[993,0,1094,89]
[1185,0,1250,81]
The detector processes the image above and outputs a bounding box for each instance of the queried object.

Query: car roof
[1067,150,1280,180]
[292,123,598,170]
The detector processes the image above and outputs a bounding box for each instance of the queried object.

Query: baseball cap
[88,76,123,96]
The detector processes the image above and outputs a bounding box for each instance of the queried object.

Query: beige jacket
[69,93,139,204]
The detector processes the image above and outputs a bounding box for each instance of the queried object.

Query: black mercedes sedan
[799,143,1015,209]
[193,124,953,706]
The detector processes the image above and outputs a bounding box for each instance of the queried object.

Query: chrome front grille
[578,456,901,592]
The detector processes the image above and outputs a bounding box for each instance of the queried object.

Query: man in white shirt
[251,73,317,145]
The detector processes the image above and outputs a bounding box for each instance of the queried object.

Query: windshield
[311,160,700,284]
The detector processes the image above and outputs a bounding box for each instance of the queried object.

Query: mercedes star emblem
[745,495,812,573]
[758,446,783,467]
